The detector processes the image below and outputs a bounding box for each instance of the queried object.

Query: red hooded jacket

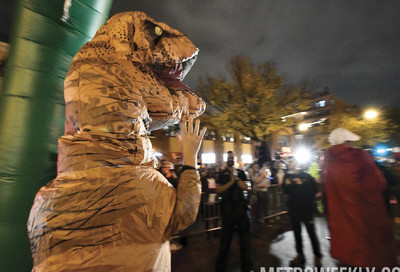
[323,144,397,268]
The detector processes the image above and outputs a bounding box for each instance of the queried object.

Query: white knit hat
[328,128,361,145]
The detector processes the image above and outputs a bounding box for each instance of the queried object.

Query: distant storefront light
[281,147,292,158]
[202,153,216,164]
[374,144,390,157]
[241,154,252,164]
[377,148,386,154]
[315,100,326,108]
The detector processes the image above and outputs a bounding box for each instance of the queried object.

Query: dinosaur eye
[155,26,163,36]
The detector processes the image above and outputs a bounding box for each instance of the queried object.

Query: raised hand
[176,118,207,167]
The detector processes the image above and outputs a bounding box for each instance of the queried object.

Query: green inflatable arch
[0,0,113,270]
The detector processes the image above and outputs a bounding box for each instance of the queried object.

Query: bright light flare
[376,148,386,154]
[364,109,378,120]
[294,147,312,164]
[298,123,310,131]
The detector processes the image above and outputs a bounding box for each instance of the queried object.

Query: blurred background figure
[160,161,179,188]
[201,167,217,203]
[254,163,272,221]
[246,163,259,187]
[271,160,287,185]
[283,156,322,267]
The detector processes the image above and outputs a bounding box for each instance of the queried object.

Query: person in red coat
[322,128,397,269]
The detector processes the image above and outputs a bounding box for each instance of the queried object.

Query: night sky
[1,1,400,108]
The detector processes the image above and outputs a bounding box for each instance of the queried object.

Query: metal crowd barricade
[265,185,287,219]
[251,184,287,221]
[172,193,222,238]
[201,193,222,232]
[173,186,287,238]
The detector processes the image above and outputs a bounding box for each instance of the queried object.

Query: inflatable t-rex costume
[27,12,205,271]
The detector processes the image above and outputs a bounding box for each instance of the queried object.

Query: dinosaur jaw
[152,50,198,90]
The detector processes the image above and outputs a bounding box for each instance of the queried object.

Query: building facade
[294,88,359,150]
[150,122,296,166]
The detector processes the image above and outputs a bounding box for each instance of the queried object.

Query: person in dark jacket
[283,156,322,267]
[215,151,253,272]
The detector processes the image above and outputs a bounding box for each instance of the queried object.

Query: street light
[298,123,310,131]
[364,109,378,120]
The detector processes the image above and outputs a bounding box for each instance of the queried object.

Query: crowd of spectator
[157,131,400,270]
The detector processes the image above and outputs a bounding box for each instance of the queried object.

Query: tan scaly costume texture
[27,11,205,272]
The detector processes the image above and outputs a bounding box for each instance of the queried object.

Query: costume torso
[28,12,205,271]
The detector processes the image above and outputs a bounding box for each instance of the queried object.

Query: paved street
[172,215,338,272]
[172,214,400,271]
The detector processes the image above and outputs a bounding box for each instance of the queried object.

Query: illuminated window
[204,129,217,141]
[202,153,216,164]
[315,100,326,108]
[241,154,253,164]
[240,134,251,143]
[278,135,291,147]
[222,132,234,142]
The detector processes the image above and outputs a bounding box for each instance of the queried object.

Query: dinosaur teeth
[182,48,199,63]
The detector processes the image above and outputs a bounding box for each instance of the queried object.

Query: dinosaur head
[63,12,205,168]
[88,12,205,129]
[66,11,205,138]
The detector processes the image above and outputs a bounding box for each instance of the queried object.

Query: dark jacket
[283,171,317,216]
[217,168,248,207]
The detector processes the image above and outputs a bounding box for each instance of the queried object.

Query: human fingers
[182,119,188,135]
[175,132,182,143]
[198,126,207,141]
[188,117,194,134]
[194,119,200,136]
